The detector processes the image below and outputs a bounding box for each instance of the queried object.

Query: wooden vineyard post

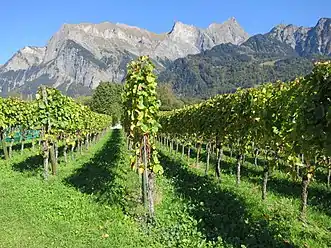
[0,130,9,160]
[205,143,210,175]
[122,56,162,220]
[41,86,50,180]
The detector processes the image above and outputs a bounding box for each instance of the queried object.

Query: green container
[5,130,40,142]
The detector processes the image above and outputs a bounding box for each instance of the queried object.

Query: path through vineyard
[0,130,162,248]
[0,129,330,247]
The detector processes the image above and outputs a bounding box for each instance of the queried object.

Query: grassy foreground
[0,130,161,248]
[1,130,330,248]
[154,145,331,248]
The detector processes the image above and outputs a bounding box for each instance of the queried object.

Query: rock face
[0,17,329,96]
[0,17,249,96]
[266,18,331,56]
[303,18,331,55]
[206,17,248,45]
[2,46,46,72]
[157,18,331,98]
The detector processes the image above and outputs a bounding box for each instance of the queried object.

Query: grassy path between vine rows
[1,130,330,248]
[155,145,331,248]
[0,130,162,248]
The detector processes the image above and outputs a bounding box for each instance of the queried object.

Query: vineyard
[0,86,111,176]
[158,61,331,219]
[0,58,330,248]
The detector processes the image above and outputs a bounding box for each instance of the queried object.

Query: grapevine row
[0,86,112,178]
[158,61,331,219]
[122,56,162,218]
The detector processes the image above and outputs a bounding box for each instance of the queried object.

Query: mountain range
[159,17,331,97]
[0,17,330,98]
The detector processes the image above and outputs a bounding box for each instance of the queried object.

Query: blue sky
[0,0,330,64]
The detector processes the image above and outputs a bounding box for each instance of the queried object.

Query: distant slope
[266,18,331,56]
[0,17,329,97]
[0,17,249,96]
[159,18,331,98]
[158,41,314,97]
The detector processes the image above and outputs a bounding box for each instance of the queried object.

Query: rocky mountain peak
[0,17,252,96]
[1,46,46,72]
[303,17,331,55]
[208,17,241,29]
[266,17,331,55]
[316,17,331,27]
[21,46,45,54]
[273,23,288,30]
[267,24,303,48]
[3,17,329,97]
[170,21,197,32]
[225,16,238,24]
[168,21,202,44]
[207,17,249,45]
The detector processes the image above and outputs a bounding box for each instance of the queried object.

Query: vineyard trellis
[158,61,331,219]
[0,86,112,179]
[122,55,163,218]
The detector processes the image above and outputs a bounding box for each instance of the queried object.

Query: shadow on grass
[12,154,43,174]
[65,129,134,208]
[169,144,264,175]
[11,142,42,175]
[241,165,331,217]
[169,143,331,217]
[201,151,331,218]
[159,150,297,248]
[313,168,330,185]
[0,142,33,156]
[11,143,66,175]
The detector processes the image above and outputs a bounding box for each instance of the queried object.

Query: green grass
[154,145,331,248]
[259,60,279,66]
[0,130,162,248]
[1,130,330,248]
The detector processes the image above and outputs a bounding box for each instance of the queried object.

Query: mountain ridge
[0,17,249,96]
[0,17,330,97]
[158,17,331,98]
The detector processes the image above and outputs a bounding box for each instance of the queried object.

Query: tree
[90,82,123,124]
[74,95,92,106]
[157,83,184,111]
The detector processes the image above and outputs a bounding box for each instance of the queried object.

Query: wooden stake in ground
[0,130,9,160]
[41,86,51,180]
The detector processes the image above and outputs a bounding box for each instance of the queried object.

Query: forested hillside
[158,35,328,98]
[159,18,331,98]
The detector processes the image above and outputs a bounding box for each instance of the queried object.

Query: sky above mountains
[0,0,330,64]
